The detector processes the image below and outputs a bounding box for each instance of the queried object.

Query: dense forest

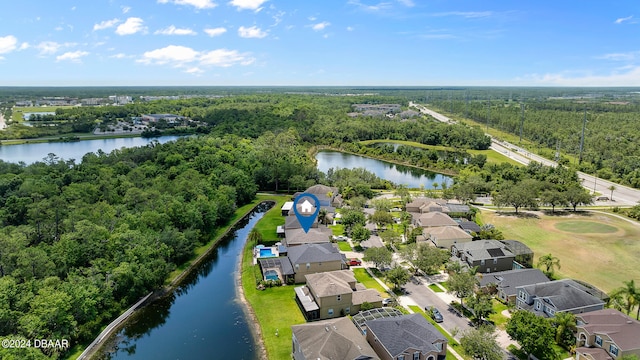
[424,88,640,187]
[0,131,319,359]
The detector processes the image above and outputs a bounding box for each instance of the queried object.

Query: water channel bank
[85,201,274,360]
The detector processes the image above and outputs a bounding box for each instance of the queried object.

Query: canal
[315,150,452,189]
[99,203,272,360]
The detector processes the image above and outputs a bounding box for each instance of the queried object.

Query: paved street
[409,102,640,206]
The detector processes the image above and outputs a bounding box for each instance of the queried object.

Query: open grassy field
[11,106,76,122]
[353,268,390,297]
[479,209,640,293]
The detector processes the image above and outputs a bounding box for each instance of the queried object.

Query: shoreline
[79,200,270,360]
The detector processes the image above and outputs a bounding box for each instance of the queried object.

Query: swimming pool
[264,270,279,281]
[259,248,275,257]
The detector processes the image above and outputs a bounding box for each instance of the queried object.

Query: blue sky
[0,0,638,86]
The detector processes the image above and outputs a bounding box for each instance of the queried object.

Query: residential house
[364,313,447,360]
[284,227,332,247]
[477,268,549,303]
[295,270,382,321]
[288,243,348,283]
[406,198,447,214]
[451,240,516,273]
[258,257,295,283]
[575,309,640,360]
[413,212,459,228]
[291,317,379,360]
[299,184,343,208]
[425,226,473,248]
[456,219,481,234]
[515,279,606,317]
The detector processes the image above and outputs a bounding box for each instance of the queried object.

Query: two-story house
[364,313,447,360]
[287,243,348,283]
[575,309,640,360]
[451,240,516,273]
[515,279,605,317]
[291,317,379,360]
[477,268,549,303]
[294,270,382,321]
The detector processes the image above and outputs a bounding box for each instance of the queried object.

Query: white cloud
[598,51,640,61]
[271,11,285,26]
[397,0,414,6]
[614,15,633,24]
[139,45,199,65]
[56,50,89,62]
[93,18,120,31]
[138,45,255,70]
[19,42,30,50]
[122,6,131,14]
[238,26,267,38]
[35,41,75,55]
[158,0,217,9]
[185,67,204,74]
[228,0,267,11]
[110,53,127,59]
[522,67,640,86]
[116,17,145,35]
[347,0,393,12]
[311,21,330,31]
[200,49,254,66]
[0,35,18,54]
[155,25,197,35]
[204,27,227,37]
[347,26,354,31]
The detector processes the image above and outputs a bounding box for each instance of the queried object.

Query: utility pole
[519,102,525,143]
[579,103,587,164]
[486,95,491,131]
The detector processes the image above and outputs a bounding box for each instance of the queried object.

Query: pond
[0,136,183,164]
[100,203,272,360]
[315,150,452,189]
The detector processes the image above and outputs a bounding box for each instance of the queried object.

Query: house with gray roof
[288,243,348,283]
[477,268,548,303]
[291,317,379,360]
[515,279,605,318]
[456,219,481,234]
[295,270,382,321]
[284,227,332,247]
[575,309,640,360]
[364,313,447,360]
[451,240,516,273]
[500,240,534,268]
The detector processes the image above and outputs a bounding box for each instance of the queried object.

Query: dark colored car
[426,306,443,323]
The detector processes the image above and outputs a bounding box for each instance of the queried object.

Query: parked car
[382,298,393,306]
[426,306,443,323]
[348,258,362,266]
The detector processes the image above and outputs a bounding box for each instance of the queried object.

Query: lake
[0,136,183,164]
[315,150,452,189]
[101,203,270,360]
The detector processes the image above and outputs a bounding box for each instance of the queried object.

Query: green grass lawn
[329,224,345,235]
[488,299,510,330]
[241,196,306,360]
[439,281,450,290]
[337,241,352,251]
[480,209,640,293]
[252,196,288,242]
[359,139,455,152]
[468,149,523,166]
[352,268,390,297]
[428,283,444,292]
[554,220,618,233]
[408,305,468,360]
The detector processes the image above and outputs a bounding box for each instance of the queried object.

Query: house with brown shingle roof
[294,270,382,321]
[413,212,459,228]
[291,317,379,360]
[575,309,640,360]
[424,226,473,248]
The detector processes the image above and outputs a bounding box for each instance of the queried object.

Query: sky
[0,0,639,86]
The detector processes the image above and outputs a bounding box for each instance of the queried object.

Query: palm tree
[608,185,616,201]
[552,311,576,345]
[248,228,262,247]
[611,280,639,319]
[537,253,561,277]
[318,208,328,226]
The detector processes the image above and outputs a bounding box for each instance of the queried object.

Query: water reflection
[315,150,452,189]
